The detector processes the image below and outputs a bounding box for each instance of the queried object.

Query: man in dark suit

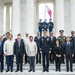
[42,19,48,31]
[34,32,41,64]
[14,33,25,72]
[48,19,54,33]
[40,31,51,72]
[70,31,75,63]
[0,36,4,72]
[64,37,74,72]
[49,32,56,64]
[38,19,43,36]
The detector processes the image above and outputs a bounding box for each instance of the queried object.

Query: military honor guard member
[64,37,74,72]
[54,39,63,72]
[42,19,48,31]
[38,19,43,36]
[40,30,51,72]
[48,19,54,33]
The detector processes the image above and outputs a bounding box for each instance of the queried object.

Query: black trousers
[36,47,41,63]
[0,55,4,71]
[55,58,61,71]
[73,53,75,63]
[42,53,49,71]
[50,50,54,63]
[25,54,27,63]
[6,55,14,71]
[16,53,23,71]
[66,55,73,71]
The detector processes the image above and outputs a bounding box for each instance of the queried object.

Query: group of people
[0,30,75,73]
[38,19,54,36]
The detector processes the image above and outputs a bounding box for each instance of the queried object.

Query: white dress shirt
[26,41,37,56]
[4,39,14,56]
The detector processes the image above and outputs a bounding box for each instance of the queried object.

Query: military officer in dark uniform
[57,30,66,64]
[48,19,54,33]
[70,31,75,63]
[40,31,51,72]
[38,19,43,36]
[64,37,74,72]
[49,32,56,64]
[42,19,48,31]
[34,32,41,64]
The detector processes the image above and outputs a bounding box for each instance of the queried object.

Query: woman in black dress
[54,39,63,72]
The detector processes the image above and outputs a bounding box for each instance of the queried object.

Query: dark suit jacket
[40,36,51,53]
[0,41,3,55]
[54,45,63,62]
[70,36,75,53]
[50,36,56,49]
[34,36,41,48]
[14,39,25,56]
[64,42,74,56]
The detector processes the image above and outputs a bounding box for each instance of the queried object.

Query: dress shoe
[6,70,9,72]
[43,70,45,72]
[15,70,19,72]
[33,70,35,72]
[28,70,32,72]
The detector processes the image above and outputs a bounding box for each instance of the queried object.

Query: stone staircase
[1,57,75,75]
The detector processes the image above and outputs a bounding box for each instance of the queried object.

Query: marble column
[71,0,75,31]
[12,0,20,38]
[25,0,36,36]
[0,0,4,35]
[55,0,65,36]
[6,5,10,32]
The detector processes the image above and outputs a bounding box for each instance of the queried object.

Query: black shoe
[46,70,49,72]
[11,69,13,72]
[56,69,58,72]
[1,70,3,72]
[20,70,23,72]
[28,70,32,72]
[71,70,73,72]
[43,70,45,72]
[6,70,9,72]
[33,70,35,72]
[67,70,69,72]
[15,70,19,72]
[59,70,61,72]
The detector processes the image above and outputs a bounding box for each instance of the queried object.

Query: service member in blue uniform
[40,30,51,72]
[38,19,43,36]
[42,19,48,31]
[48,19,54,33]
[0,36,4,72]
